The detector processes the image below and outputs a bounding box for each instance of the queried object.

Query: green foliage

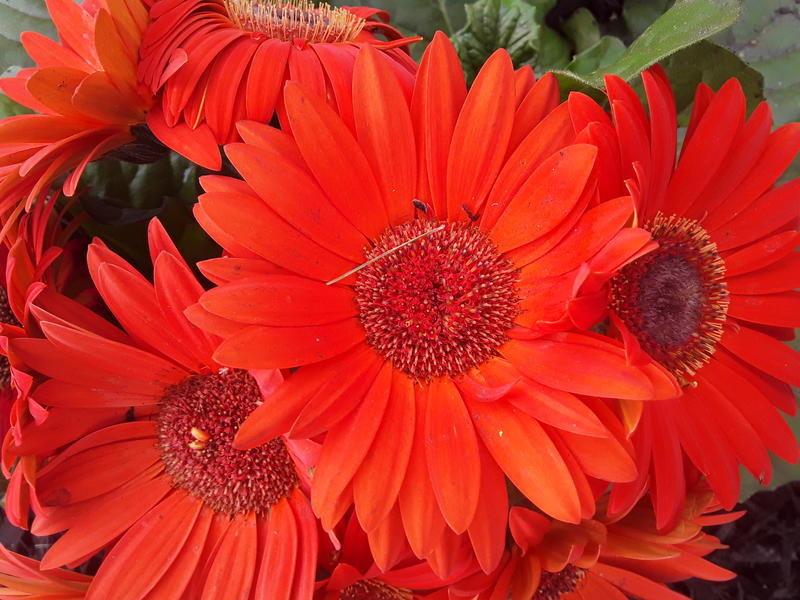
[555,0,742,92]
[0,0,55,77]
[562,8,625,75]
[622,0,673,39]
[452,0,568,81]
[78,153,219,275]
[0,0,55,117]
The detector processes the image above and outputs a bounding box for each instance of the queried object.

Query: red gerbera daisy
[581,67,800,528]
[137,0,419,169]
[7,219,318,599]
[189,34,679,575]
[0,545,91,599]
[0,0,218,223]
[0,194,108,529]
[451,485,737,600]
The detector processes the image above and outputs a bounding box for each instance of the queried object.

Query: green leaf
[451,0,568,82]
[80,152,200,213]
[567,35,626,76]
[622,0,673,39]
[0,0,55,74]
[656,40,764,125]
[0,91,31,118]
[0,0,56,118]
[562,7,600,53]
[78,151,219,275]
[556,0,742,91]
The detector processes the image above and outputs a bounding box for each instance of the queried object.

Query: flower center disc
[355,220,520,381]
[224,0,366,43]
[534,566,586,600]
[610,214,728,379]
[157,369,297,515]
[0,287,20,387]
[339,580,411,600]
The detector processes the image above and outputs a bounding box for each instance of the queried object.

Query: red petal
[86,492,203,600]
[224,141,367,263]
[522,196,634,278]
[665,79,746,217]
[425,378,481,534]
[502,334,656,401]
[13,327,183,397]
[245,40,289,123]
[411,32,466,217]
[399,386,447,557]
[197,191,355,281]
[727,292,800,328]
[212,320,363,370]
[41,474,171,569]
[234,345,375,448]
[353,44,416,226]
[446,50,515,220]
[508,72,560,153]
[37,438,159,507]
[353,372,415,531]
[312,362,392,529]
[201,513,258,600]
[200,274,357,326]
[467,398,580,523]
[723,231,800,277]
[254,498,296,600]
[147,103,221,170]
[283,81,388,239]
[467,441,508,573]
[488,144,597,253]
[713,178,800,252]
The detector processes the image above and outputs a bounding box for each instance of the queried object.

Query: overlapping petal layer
[6,220,318,599]
[575,67,800,529]
[191,34,679,575]
[138,0,420,169]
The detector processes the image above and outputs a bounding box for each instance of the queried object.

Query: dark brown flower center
[0,287,20,388]
[224,0,365,43]
[157,369,297,515]
[609,214,728,380]
[534,566,586,600]
[355,220,520,381]
[339,580,411,600]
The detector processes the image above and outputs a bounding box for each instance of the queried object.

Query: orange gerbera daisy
[450,486,737,600]
[7,219,318,599]
[0,545,91,599]
[581,67,800,528]
[0,0,217,223]
[137,0,419,169]
[190,34,679,574]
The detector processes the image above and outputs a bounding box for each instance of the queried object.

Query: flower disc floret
[339,579,412,600]
[610,213,729,379]
[224,0,366,42]
[355,219,520,380]
[157,368,297,515]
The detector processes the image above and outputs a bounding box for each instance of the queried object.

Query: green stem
[437,0,454,34]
